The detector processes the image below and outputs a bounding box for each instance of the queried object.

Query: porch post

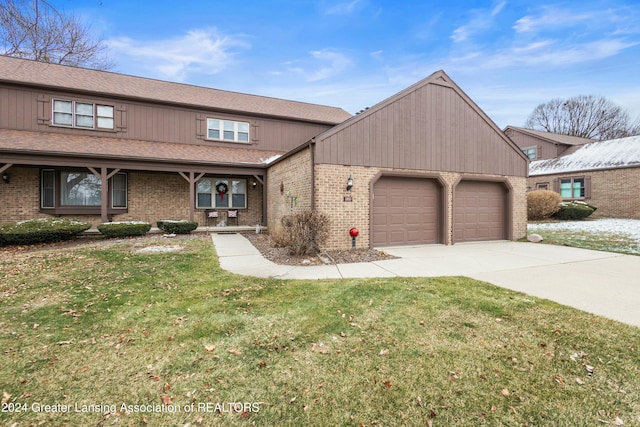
[189,172,195,221]
[253,174,267,226]
[261,175,267,226]
[100,168,109,223]
[178,171,205,222]
[88,167,120,224]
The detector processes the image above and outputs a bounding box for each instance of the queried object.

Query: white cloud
[105,29,249,81]
[451,1,506,43]
[325,0,362,15]
[514,8,596,33]
[285,49,354,82]
[370,50,384,60]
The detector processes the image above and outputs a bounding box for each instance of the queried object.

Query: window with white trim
[52,99,114,130]
[207,119,250,143]
[196,178,246,209]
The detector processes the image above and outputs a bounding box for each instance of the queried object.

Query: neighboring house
[504,126,594,161]
[0,55,528,250]
[529,136,640,219]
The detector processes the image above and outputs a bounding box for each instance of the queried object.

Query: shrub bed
[553,201,597,220]
[280,211,330,255]
[527,190,562,221]
[98,221,151,238]
[157,220,198,234]
[0,218,91,246]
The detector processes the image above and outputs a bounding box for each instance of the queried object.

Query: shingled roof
[530,135,640,175]
[0,128,284,167]
[0,55,352,124]
[505,126,594,146]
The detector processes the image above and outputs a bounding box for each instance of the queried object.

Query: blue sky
[51,0,640,128]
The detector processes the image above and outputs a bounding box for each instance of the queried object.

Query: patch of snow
[528,219,640,252]
[530,135,640,175]
[101,221,150,225]
[135,245,183,254]
[261,154,282,164]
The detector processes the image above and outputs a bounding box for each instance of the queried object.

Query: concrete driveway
[383,242,640,328]
[211,234,640,327]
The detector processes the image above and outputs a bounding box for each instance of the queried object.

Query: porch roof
[0,129,283,170]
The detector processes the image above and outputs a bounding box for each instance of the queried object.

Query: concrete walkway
[210,233,640,327]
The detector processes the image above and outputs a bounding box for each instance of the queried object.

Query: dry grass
[1,236,639,426]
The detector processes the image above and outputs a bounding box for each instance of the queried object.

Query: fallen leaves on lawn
[160,395,172,405]
[228,349,242,356]
[204,344,215,354]
[585,365,594,376]
[311,342,330,354]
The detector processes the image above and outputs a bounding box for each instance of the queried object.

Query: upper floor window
[52,99,114,130]
[522,146,537,160]
[207,118,249,143]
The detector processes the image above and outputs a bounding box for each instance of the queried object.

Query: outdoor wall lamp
[2,172,9,184]
[346,175,353,191]
[252,180,257,189]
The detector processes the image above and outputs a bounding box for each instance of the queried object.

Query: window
[111,173,128,208]
[61,171,102,206]
[52,99,114,130]
[207,119,250,143]
[41,169,55,208]
[560,178,585,198]
[41,169,127,211]
[522,146,538,160]
[97,105,115,129]
[196,178,246,209]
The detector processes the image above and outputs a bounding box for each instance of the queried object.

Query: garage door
[454,181,506,242]
[372,177,440,247]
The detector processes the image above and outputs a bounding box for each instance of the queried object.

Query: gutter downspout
[309,138,316,210]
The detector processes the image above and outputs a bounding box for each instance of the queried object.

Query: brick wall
[528,167,640,219]
[266,148,313,233]
[511,177,528,239]
[1,167,47,222]
[1,168,264,227]
[314,164,527,250]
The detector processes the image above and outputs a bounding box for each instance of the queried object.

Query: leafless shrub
[527,190,562,221]
[279,211,330,256]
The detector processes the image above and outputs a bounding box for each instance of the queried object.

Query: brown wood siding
[316,83,527,177]
[0,87,39,131]
[504,128,557,160]
[0,84,332,153]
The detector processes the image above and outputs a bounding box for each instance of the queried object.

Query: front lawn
[528,218,640,255]
[1,236,638,426]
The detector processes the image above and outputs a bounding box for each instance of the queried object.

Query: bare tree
[524,95,640,140]
[0,0,113,69]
